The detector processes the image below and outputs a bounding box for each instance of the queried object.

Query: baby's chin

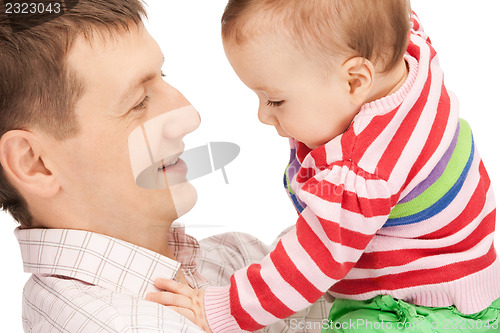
[275,128,290,138]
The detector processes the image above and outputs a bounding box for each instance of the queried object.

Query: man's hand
[146,278,212,333]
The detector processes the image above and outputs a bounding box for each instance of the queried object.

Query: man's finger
[146,291,192,308]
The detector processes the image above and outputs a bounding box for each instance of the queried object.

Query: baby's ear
[342,57,375,106]
[0,130,60,199]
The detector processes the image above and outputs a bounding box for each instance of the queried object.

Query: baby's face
[223,34,360,149]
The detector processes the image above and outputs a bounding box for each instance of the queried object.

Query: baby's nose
[258,106,277,126]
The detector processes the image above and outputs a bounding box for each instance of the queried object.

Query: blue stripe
[284,172,305,213]
[290,192,305,213]
[384,135,475,227]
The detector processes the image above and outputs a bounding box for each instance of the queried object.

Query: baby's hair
[222,0,411,73]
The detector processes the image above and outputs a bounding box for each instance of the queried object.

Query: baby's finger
[154,278,193,296]
[167,305,196,323]
[146,291,192,308]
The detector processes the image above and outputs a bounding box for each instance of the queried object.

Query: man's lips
[156,152,183,172]
[158,157,179,171]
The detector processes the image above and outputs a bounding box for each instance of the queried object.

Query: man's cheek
[128,105,196,190]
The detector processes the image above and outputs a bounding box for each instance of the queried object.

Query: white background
[1,0,499,330]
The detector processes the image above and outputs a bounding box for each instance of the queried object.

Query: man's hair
[222,0,411,73]
[0,0,146,225]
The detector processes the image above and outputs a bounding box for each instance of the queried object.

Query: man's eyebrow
[121,55,165,106]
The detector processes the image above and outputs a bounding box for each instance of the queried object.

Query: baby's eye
[133,96,150,111]
[266,100,284,107]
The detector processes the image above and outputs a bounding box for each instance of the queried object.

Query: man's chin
[170,182,198,219]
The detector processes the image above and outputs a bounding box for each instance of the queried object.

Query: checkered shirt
[15,224,331,332]
[15,224,208,333]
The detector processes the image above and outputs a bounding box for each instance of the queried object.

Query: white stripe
[302,201,388,236]
[308,165,389,198]
[398,92,459,200]
[297,175,392,237]
[258,254,311,312]
[388,54,447,187]
[280,230,336,291]
[324,136,344,164]
[330,257,500,315]
[358,36,432,175]
[232,268,279,326]
[345,233,495,279]
[301,208,368,264]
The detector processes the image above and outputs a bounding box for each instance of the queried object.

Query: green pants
[322,295,500,333]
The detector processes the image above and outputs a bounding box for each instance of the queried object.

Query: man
[1,0,209,331]
[0,1,329,331]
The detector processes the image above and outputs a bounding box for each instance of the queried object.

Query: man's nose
[258,106,277,126]
[162,105,201,139]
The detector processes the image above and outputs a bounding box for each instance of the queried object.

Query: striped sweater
[204,14,500,333]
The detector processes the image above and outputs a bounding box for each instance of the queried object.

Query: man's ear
[0,130,60,198]
[342,57,375,106]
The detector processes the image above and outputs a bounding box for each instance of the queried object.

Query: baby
[147,0,500,332]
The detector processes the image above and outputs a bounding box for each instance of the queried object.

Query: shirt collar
[14,223,207,298]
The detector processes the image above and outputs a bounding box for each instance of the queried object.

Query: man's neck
[105,222,175,260]
[126,223,189,284]
[35,210,177,260]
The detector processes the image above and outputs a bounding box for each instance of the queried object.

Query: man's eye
[133,96,150,111]
[266,100,284,107]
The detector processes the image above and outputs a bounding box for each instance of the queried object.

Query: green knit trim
[285,164,296,195]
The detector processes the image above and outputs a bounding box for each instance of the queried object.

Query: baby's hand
[146,278,212,333]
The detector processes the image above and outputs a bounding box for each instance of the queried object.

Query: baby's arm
[206,164,394,332]
[146,165,394,333]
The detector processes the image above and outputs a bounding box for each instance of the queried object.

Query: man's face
[41,23,200,230]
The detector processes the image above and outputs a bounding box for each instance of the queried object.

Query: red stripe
[230,275,262,331]
[311,145,328,170]
[316,216,374,250]
[418,161,491,240]
[270,241,323,303]
[297,215,358,280]
[296,141,312,163]
[350,108,400,165]
[376,56,433,179]
[297,167,317,183]
[407,39,421,64]
[411,15,420,32]
[332,245,497,295]
[324,161,382,180]
[403,85,451,188]
[344,194,392,218]
[340,124,358,160]
[356,209,496,269]
[303,178,392,218]
[245,263,294,319]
